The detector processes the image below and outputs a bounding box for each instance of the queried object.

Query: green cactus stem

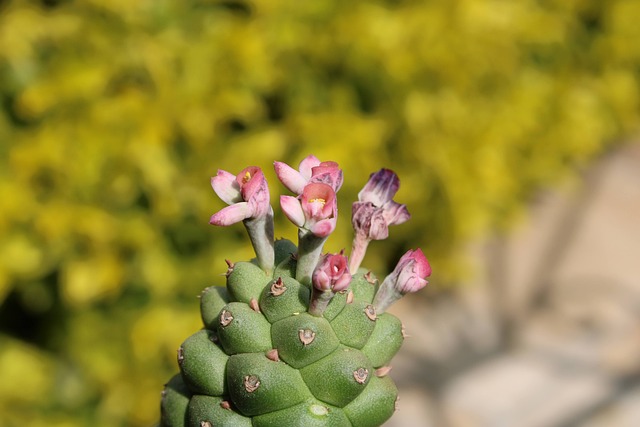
[214,302,272,354]
[270,312,340,368]
[160,158,432,427]
[300,346,372,407]
[160,374,191,427]
[252,399,351,427]
[258,276,310,323]
[226,352,312,416]
[226,261,271,304]
[329,300,378,349]
[343,375,398,427]
[187,395,252,427]
[361,313,404,368]
[199,286,229,330]
[178,329,228,396]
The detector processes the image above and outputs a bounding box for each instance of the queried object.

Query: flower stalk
[296,229,329,288]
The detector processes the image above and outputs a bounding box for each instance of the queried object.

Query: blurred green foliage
[0,0,638,425]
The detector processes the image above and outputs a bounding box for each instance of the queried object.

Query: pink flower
[388,249,431,294]
[352,169,410,240]
[349,169,411,272]
[312,251,352,293]
[274,155,343,194]
[280,183,337,237]
[209,166,271,226]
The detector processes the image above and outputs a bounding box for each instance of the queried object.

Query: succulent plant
[160,156,432,427]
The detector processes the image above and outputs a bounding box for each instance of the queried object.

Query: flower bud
[312,252,352,293]
[390,249,431,294]
[308,251,352,316]
[373,249,431,313]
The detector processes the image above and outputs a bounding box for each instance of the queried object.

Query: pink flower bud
[372,248,431,313]
[391,249,431,294]
[312,252,352,292]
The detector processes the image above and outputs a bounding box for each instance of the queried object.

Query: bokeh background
[1,0,639,426]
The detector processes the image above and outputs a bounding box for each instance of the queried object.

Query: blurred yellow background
[0,0,639,426]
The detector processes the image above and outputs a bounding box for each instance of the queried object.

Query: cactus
[160,157,432,427]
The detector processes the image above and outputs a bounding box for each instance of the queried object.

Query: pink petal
[236,166,264,200]
[333,272,352,292]
[274,161,308,194]
[368,209,389,240]
[211,170,241,205]
[381,201,411,226]
[358,169,400,206]
[410,248,432,277]
[312,252,351,292]
[279,195,306,227]
[238,167,270,218]
[301,183,336,220]
[309,218,337,237]
[310,162,344,192]
[298,155,321,180]
[401,277,429,293]
[246,185,271,218]
[209,202,250,226]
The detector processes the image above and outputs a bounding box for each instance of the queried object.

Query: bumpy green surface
[160,374,191,427]
[161,240,402,426]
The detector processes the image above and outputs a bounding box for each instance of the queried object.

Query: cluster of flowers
[209,155,431,316]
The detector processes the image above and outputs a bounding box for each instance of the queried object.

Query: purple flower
[349,169,410,272]
[274,155,343,195]
[280,183,337,238]
[209,166,270,226]
[312,251,352,293]
[352,169,410,240]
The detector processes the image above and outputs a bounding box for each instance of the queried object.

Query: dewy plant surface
[160,156,432,427]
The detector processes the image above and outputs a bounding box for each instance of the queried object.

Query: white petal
[211,170,241,205]
[274,161,308,194]
[209,202,250,226]
[309,218,337,237]
[298,155,321,180]
[279,196,305,227]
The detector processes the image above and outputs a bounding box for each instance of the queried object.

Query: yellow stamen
[243,171,252,183]
[309,198,326,206]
